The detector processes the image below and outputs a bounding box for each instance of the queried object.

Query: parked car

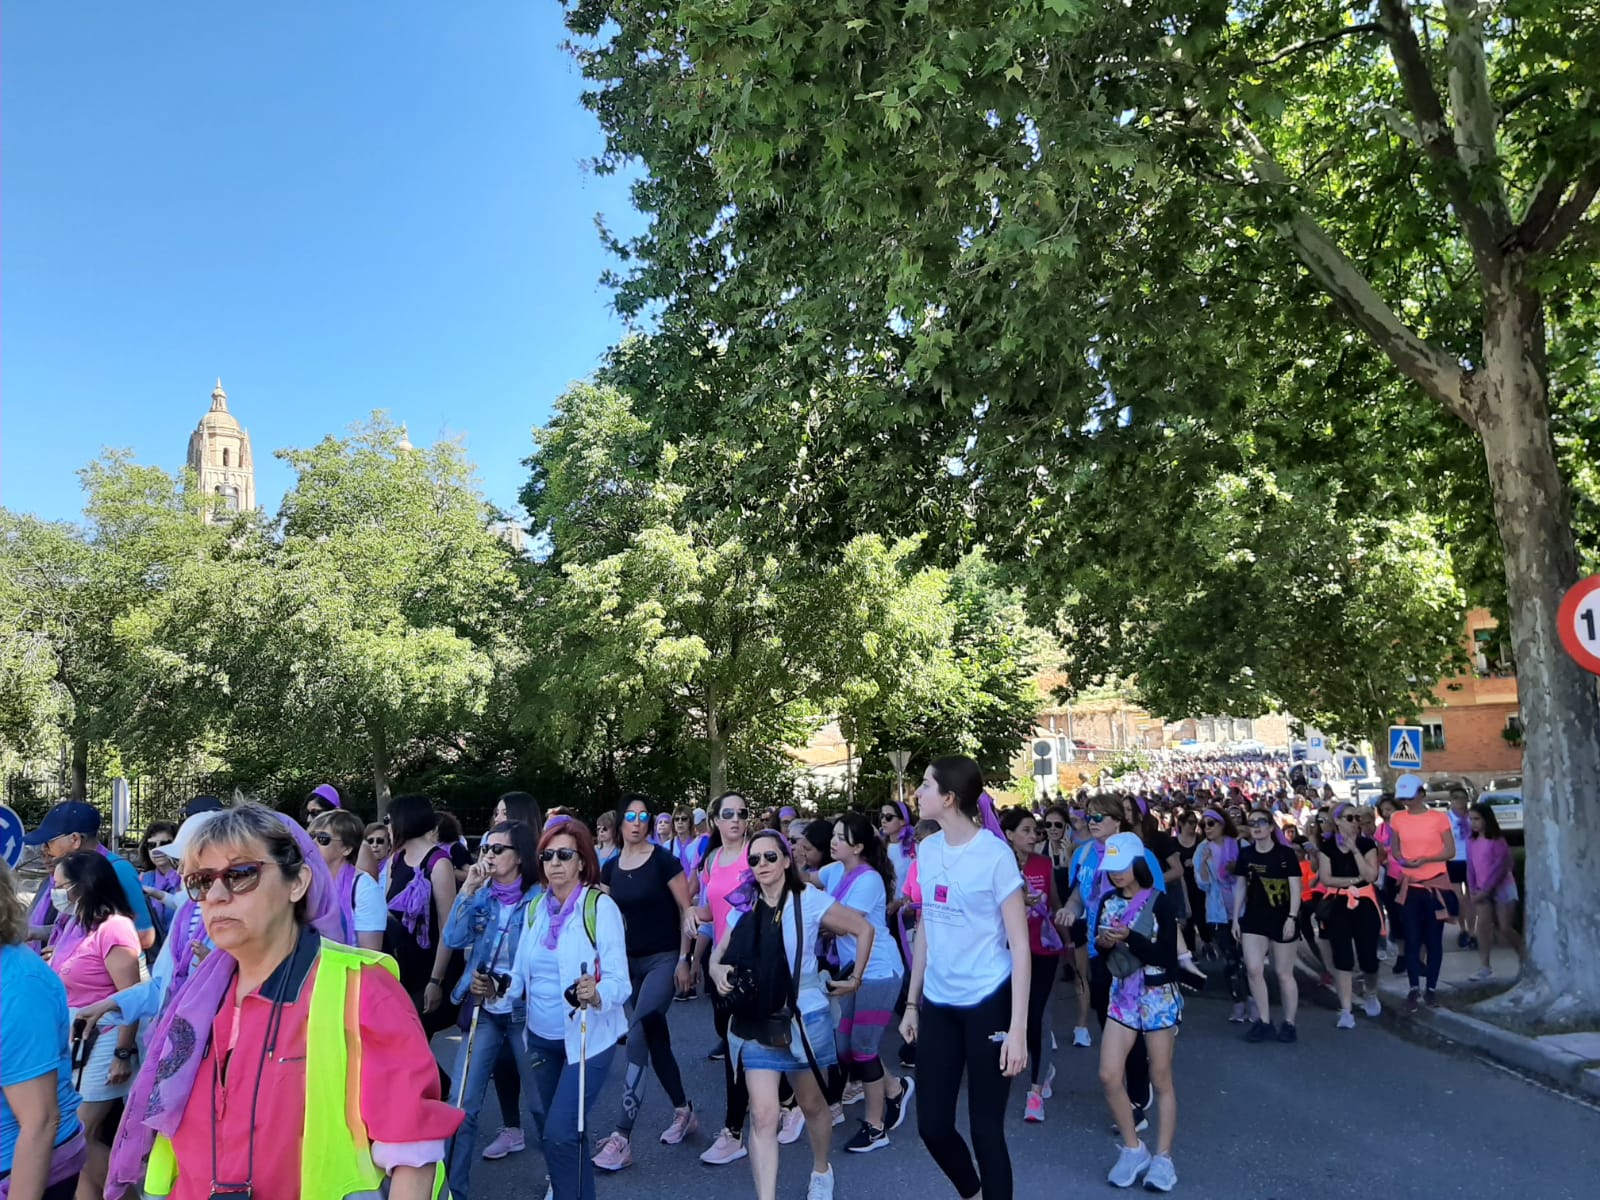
[1478,777,1523,843]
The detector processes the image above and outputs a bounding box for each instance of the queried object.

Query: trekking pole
[577,962,591,1200]
[456,1000,483,1108]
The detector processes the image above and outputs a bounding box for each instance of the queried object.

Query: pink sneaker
[1024,1092,1045,1123]
[778,1106,807,1145]
[699,1129,747,1165]
[591,1133,632,1172]
[481,1127,525,1160]
[659,1105,699,1145]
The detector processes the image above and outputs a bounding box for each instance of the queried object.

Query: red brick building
[1413,610,1523,783]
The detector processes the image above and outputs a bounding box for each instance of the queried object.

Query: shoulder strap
[583,887,602,948]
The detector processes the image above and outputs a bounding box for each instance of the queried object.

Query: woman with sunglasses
[1194,808,1247,1020]
[594,812,620,869]
[507,820,628,1200]
[683,793,759,1166]
[592,796,699,1173]
[1316,805,1382,1026]
[440,819,542,1199]
[364,822,392,864]
[999,808,1063,1123]
[104,804,461,1200]
[136,820,182,935]
[710,829,874,1200]
[902,756,1029,1200]
[308,810,387,950]
[46,852,141,1199]
[381,794,462,1070]
[879,801,916,902]
[1231,807,1302,1042]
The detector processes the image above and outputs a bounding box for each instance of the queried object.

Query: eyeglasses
[719,809,748,821]
[540,848,578,863]
[482,843,514,856]
[184,862,270,901]
[310,832,335,846]
[1086,813,1111,825]
[622,811,651,823]
[675,816,690,823]
[1044,821,1066,830]
[747,850,782,867]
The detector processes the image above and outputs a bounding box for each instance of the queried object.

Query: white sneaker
[1144,1154,1177,1192]
[1468,967,1494,982]
[1073,1026,1092,1047]
[829,1102,845,1127]
[481,1127,525,1160]
[841,1080,865,1105]
[808,1168,836,1200]
[700,1128,748,1164]
[1336,1010,1356,1029]
[1040,1062,1057,1099]
[1363,994,1382,1019]
[1109,1140,1152,1188]
[778,1106,807,1145]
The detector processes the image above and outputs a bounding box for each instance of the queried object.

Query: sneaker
[884,1076,913,1131]
[660,1104,698,1145]
[841,1081,865,1106]
[1467,967,1494,983]
[481,1127,526,1160]
[1109,1141,1152,1188]
[898,1042,917,1068]
[591,1133,632,1172]
[1110,1105,1149,1136]
[707,1040,728,1061]
[778,1106,807,1145]
[808,1168,836,1200]
[1073,1025,1093,1047]
[1245,997,1259,1023]
[1425,989,1440,1008]
[1277,1022,1297,1043]
[1228,1002,1248,1024]
[1244,1020,1274,1043]
[1144,1153,1177,1193]
[1025,1092,1045,1123]
[1377,945,1390,962]
[1404,989,1421,1014]
[699,1129,747,1165]
[1040,1063,1056,1099]
[845,1122,890,1153]
[1457,931,1472,950]
[829,1102,845,1127]
[1363,994,1383,1019]
[1336,1010,1356,1030]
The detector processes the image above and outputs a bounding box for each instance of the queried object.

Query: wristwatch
[113,1047,139,1061]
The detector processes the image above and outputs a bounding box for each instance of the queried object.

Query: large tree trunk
[69,734,89,801]
[1473,286,1600,1028]
[706,686,728,800]
[371,726,392,818]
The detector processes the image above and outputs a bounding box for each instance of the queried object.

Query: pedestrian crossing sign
[1388,726,1423,770]
[1340,754,1370,779]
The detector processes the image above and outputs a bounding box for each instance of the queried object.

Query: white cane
[577,961,590,1133]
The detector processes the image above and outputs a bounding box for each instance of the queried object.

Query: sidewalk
[1297,937,1600,1102]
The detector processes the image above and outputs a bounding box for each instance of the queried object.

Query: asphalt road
[450,987,1598,1200]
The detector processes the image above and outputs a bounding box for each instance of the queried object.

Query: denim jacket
[443,883,542,1010]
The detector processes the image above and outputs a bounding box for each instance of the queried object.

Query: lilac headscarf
[107,810,343,1196]
[886,800,917,860]
[977,791,1006,841]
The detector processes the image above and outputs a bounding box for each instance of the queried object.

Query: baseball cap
[778,806,797,820]
[23,801,101,846]
[693,808,707,824]
[308,784,342,809]
[182,796,225,817]
[1100,832,1146,873]
[1394,774,1425,800]
[168,809,228,865]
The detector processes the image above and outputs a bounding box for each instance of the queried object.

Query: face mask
[51,887,72,914]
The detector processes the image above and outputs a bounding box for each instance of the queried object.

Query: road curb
[1293,961,1600,1096]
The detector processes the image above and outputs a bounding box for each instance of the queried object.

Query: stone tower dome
[187,379,257,521]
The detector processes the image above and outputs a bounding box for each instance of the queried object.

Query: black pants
[916,980,1015,1200]
[1323,897,1381,975]
[1090,958,1149,1107]
[1026,953,1058,1086]
[1208,922,1247,1003]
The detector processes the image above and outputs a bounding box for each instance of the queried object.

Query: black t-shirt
[1146,831,1180,880]
[601,845,685,958]
[1319,835,1376,881]
[1236,842,1299,920]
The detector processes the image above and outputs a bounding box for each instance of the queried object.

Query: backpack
[527,885,603,950]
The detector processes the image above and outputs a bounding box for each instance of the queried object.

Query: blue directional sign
[1388,726,1424,770]
[0,804,24,869]
[1340,754,1371,780]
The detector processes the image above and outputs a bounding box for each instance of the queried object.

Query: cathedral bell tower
[187,379,257,521]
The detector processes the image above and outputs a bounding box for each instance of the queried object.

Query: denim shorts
[731,1006,839,1074]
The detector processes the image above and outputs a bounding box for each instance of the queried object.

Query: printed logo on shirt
[934,885,949,904]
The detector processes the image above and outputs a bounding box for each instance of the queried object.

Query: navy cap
[23,801,102,845]
[183,796,226,817]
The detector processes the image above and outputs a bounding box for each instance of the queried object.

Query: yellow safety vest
[143,942,449,1199]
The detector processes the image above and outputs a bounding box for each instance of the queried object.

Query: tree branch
[1522,162,1600,256]
[1252,22,1382,69]
[1375,0,1504,277]
[1232,121,1474,429]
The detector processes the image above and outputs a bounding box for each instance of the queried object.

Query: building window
[1423,720,1446,751]
[222,448,231,467]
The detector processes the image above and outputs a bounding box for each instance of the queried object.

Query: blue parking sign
[0,804,24,869]
[1388,726,1424,770]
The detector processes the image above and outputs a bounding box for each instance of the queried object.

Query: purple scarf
[166,900,208,993]
[386,846,444,949]
[542,884,581,949]
[143,867,182,894]
[488,878,525,908]
[888,801,916,861]
[107,813,342,1197]
[978,791,1006,841]
[334,863,359,944]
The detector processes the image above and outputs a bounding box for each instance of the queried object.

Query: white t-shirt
[915,830,1022,1006]
[353,872,387,936]
[726,888,835,1016]
[481,903,520,1015]
[818,862,902,981]
[886,842,912,899]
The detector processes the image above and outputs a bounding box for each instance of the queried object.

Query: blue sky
[1,1,643,522]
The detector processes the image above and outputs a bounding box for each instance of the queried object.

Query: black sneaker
[1277,1022,1297,1043]
[884,1077,914,1132]
[708,1040,728,1061]
[1404,989,1421,1014]
[1107,1104,1149,1137]
[1244,1020,1274,1043]
[845,1122,889,1154]
[897,1042,917,1069]
[1424,989,1440,1008]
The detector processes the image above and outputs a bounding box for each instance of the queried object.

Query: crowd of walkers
[1,759,1524,1199]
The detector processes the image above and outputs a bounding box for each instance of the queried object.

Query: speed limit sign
[1557,574,1600,675]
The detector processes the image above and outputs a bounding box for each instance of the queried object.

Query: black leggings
[1090,958,1149,1107]
[1026,953,1058,1086]
[1322,898,1381,975]
[1207,922,1247,1003]
[916,980,1015,1200]
[619,951,689,1134]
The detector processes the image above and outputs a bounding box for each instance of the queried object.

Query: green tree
[566,0,1600,1023]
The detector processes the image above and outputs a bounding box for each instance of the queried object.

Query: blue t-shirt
[1,943,83,1172]
[106,850,155,934]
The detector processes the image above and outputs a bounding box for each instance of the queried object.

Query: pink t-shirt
[52,914,140,1009]
[702,846,749,943]
[902,860,922,906]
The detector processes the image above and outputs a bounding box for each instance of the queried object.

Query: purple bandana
[488,878,525,908]
[542,884,581,949]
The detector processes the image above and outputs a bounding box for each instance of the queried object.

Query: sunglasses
[879,812,900,821]
[1248,819,1273,828]
[1086,813,1111,824]
[622,812,651,823]
[365,836,388,846]
[747,850,782,867]
[184,862,269,901]
[675,816,690,823]
[310,832,335,846]
[148,839,174,850]
[719,809,749,821]
[1044,821,1066,830]
[482,843,515,856]
[540,848,578,863]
